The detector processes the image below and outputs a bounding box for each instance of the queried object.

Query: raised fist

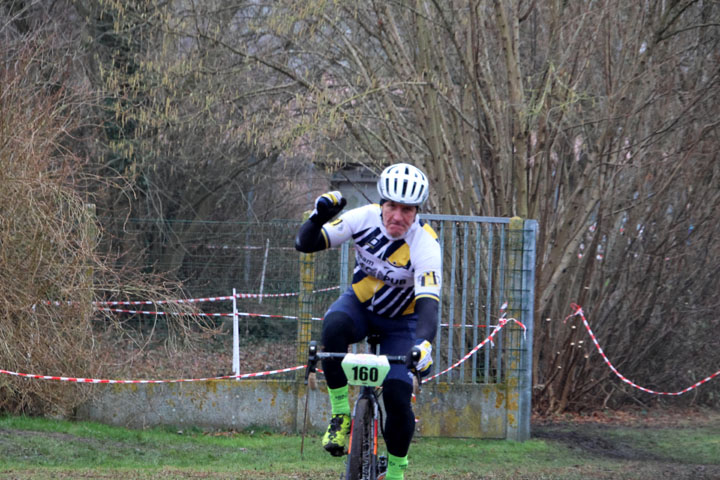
[310,191,347,224]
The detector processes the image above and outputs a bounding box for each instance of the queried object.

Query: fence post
[505,216,530,441]
[519,220,537,440]
[297,212,315,373]
[232,288,239,377]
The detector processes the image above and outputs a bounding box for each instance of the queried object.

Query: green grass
[1,415,719,479]
[0,415,325,473]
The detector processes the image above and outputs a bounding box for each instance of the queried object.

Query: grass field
[1,409,719,479]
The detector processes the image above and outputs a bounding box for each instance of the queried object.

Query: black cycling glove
[309,191,347,225]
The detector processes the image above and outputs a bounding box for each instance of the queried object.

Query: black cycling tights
[321,310,359,388]
[382,379,415,457]
[321,311,415,457]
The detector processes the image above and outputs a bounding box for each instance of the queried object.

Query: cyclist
[295,163,441,480]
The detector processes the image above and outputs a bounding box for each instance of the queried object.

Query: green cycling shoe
[322,413,351,457]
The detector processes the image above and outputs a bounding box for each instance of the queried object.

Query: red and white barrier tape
[99,307,323,322]
[43,286,341,307]
[423,316,527,383]
[440,323,489,328]
[565,303,720,395]
[101,307,489,327]
[202,244,296,251]
[0,365,305,384]
[98,308,232,317]
[96,295,234,306]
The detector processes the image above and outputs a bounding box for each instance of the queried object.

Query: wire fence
[98,218,334,379]
[99,216,536,390]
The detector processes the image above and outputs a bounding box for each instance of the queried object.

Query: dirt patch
[533,424,665,461]
[533,405,720,428]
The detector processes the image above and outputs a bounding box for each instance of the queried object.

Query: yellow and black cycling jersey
[322,204,442,318]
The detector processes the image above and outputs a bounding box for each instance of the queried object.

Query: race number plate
[341,353,391,387]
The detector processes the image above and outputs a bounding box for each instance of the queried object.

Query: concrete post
[297,211,315,370]
[505,216,529,441]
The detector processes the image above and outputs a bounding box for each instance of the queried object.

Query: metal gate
[298,214,537,440]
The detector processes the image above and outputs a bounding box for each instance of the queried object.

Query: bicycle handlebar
[305,340,422,385]
[315,351,410,363]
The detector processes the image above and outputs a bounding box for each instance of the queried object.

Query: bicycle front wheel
[346,397,374,480]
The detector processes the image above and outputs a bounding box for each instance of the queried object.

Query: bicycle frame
[305,338,419,480]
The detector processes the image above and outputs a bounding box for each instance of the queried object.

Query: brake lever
[408,347,422,394]
[305,341,318,385]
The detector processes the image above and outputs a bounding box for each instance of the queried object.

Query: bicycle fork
[345,388,387,480]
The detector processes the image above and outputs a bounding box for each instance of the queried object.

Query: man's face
[381,200,418,239]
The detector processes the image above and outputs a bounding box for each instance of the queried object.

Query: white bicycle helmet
[377,163,429,206]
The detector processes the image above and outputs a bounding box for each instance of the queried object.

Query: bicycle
[304,334,421,480]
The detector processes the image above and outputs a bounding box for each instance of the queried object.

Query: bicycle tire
[346,397,373,480]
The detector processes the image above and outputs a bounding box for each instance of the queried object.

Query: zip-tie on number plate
[341,353,391,387]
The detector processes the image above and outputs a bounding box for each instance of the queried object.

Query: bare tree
[201,0,720,411]
[0,2,210,415]
[66,0,330,277]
